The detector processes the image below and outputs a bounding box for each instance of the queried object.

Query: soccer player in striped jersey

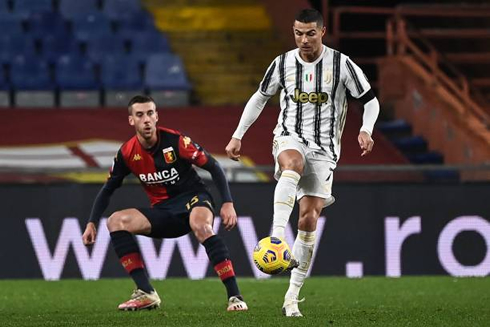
[82,95,247,312]
[225,9,379,317]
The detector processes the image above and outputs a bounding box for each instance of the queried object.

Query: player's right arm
[225,57,281,161]
[82,149,130,245]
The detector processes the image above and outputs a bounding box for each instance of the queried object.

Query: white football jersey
[259,44,371,162]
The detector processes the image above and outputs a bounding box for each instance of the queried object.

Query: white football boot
[282,297,305,317]
[117,289,161,311]
[227,296,248,311]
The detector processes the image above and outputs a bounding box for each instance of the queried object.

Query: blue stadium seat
[144,53,191,90]
[129,31,171,63]
[10,55,54,90]
[41,33,81,64]
[103,0,142,20]
[116,10,157,37]
[101,54,142,90]
[0,0,9,12]
[0,35,36,64]
[0,65,9,90]
[13,0,54,18]
[59,0,98,19]
[0,13,24,35]
[86,34,126,64]
[72,13,113,42]
[55,55,98,90]
[28,11,67,39]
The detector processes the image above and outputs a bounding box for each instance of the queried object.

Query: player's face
[293,21,325,62]
[128,102,159,141]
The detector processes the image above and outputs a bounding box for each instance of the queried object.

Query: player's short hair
[295,8,323,28]
[127,95,156,115]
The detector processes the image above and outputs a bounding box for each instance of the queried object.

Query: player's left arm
[343,57,380,156]
[179,135,237,231]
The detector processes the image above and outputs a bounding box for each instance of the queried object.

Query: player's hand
[82,222,97,245]
[358,131,374,156]
[220,202,237,231]
[225,138,242,161]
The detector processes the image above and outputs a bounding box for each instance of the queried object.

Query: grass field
[0,277,488,326]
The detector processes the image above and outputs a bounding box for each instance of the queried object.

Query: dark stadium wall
[263,0,312,49]
[1,182,489,279]
[0,106,407,166]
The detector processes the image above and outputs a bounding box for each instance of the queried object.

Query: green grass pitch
[0,277,489,326]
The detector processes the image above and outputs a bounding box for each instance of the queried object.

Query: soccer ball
[253,236,292,275]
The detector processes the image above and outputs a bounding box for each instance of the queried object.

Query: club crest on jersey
[324,69,332,84]
[290,88,329,104]
[163,147,176,163]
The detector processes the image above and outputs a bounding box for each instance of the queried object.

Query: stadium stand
[59,0,98,19]
[145,53,191,107]
[13,0,53,18]
[55,54,99,107]
[0,0,190,108]
[10,55,55,107]
[101,54,144,107]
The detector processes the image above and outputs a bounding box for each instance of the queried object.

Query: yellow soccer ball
[253,236,292,275]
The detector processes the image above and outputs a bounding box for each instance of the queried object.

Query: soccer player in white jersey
[225,8,380,317]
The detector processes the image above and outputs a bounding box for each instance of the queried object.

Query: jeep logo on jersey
[139,168,180,184]
[290,88,328,104]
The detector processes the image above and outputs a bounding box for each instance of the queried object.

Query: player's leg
[272,137,305,239]
[189,205,248,311]
[282,196,324,317]
[106,209,160,311]
[283,155,335,317]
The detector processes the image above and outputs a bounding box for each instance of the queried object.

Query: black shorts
[138,191,215,239]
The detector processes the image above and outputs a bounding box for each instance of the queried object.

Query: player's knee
[298,210,319,230]
[191,222,214,243]
[107,211,132,232]
[280,158,304,175]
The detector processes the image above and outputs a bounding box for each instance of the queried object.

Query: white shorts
[272,135,336,207]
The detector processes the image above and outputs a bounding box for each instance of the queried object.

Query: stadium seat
[56,55,98,90]
[28,11,68,40]
[72,13,113,42]
[41,33,81,64]
[86,34,126,64]
[0,64,10,107]
[10,55,55,107]
[101,54,144,107]
[103,0,142,21]
[115,10,156,35]
[145,53,190,90]
[129,31,171,63]
[0,0,8,13]
[13,0,54,18]
[59,0,98,19]
[101,54,142,90]
[145,53,191,107]
[0,35,36,64]
[0,13,24,35]
[56,55,100,107]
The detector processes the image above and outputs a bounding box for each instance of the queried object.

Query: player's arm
[82,150,130,245]
[225,91,271,161]
[226,57,280,161]
[343,57,380,156]
[200,154,237,231]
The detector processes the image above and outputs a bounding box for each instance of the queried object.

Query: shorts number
[185,196,199,211]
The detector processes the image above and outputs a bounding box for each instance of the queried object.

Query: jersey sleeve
[106,149,131,190]
[342,56,372,99]
[258,56,281,97]
[177,135,209,167]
